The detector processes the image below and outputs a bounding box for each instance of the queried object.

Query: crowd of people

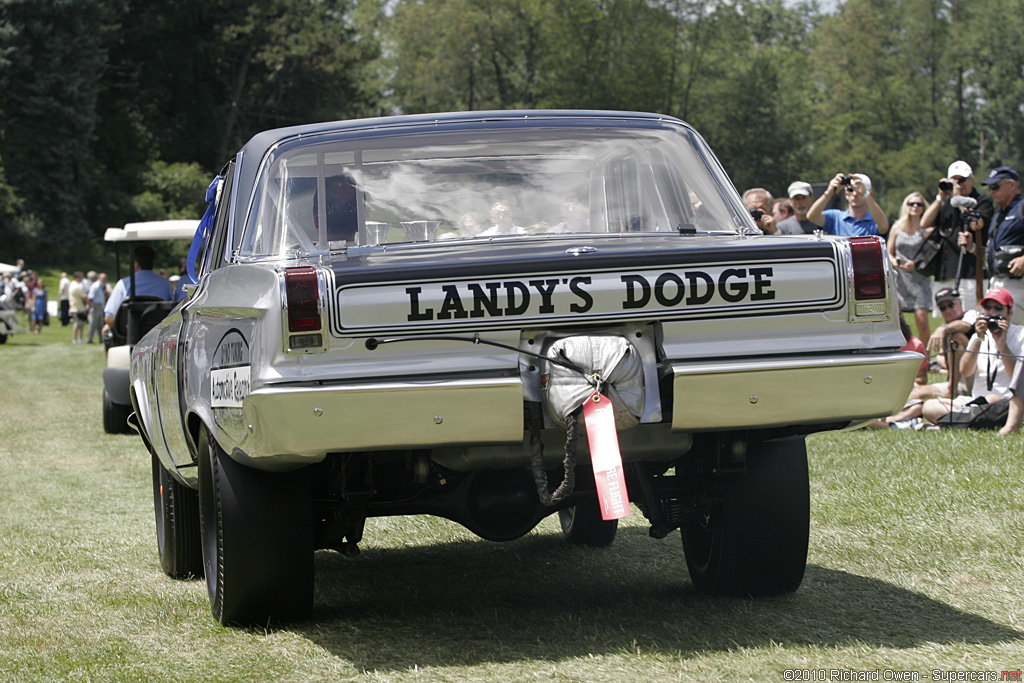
[747,161,1023,433]
[1,247,185,347]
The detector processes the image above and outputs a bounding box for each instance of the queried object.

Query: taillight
[284,267,321,332]
[850,237,885,300]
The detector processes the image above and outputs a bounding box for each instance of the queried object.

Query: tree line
[1,0,1022,263]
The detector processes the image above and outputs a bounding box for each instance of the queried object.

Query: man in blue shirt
[103,245,173,329]
[960,166,1024,319]
[806,172,889,237]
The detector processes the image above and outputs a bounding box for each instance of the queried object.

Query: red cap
[981,287,1014,310]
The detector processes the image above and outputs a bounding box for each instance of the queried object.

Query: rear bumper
[232,350,921,466]
[670,351,922,430]
[240,374,525,463]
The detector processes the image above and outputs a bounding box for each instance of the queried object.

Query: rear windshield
[238,122,748,257]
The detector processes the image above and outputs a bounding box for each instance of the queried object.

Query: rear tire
[102,388,132,434]
[198,427,314,625]
[558,502,618,547]
[152,453,203,579]
[681,437,809,597]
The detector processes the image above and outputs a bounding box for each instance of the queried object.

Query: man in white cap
[776,180,818,234]
[920,160,994,313]
[807,172,889,236]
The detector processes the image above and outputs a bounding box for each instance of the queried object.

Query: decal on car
[328,258,842,335]
[210,330,250,409]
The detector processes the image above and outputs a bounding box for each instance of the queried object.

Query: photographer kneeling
[922,288,1024,428]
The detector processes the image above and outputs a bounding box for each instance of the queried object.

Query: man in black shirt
[961,166,1024,320]
[920,160,995,312]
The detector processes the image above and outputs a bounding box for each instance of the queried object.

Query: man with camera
[776,181,819,234]
[742,187,778,234]
[959,166,1024,319]
[806,172,889,236]
[920,161,993,312]
[921,287,1024,428]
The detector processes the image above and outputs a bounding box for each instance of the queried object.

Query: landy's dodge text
[128,111,922,625]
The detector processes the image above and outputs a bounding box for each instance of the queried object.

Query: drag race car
[127,110,922,625]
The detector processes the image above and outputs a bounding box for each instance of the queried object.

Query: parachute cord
[527,402,578,506]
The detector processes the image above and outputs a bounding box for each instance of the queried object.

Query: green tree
[0,0,112,262]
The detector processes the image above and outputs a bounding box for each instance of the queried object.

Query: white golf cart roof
[104,220,199,242]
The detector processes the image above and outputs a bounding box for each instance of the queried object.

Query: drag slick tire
[681,437,809,597]
[198,427,314,625]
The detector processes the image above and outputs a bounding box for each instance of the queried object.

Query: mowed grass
[2,328,1024,681]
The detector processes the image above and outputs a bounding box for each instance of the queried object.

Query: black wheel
[198,427,314,625]
[558,502,618,547]
[102,388,132,434]
[152,453,203,579]
[681,437,809,597]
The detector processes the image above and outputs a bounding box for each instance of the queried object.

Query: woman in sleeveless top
[888,192,932,343]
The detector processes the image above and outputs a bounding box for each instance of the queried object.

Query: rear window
[238,122,746,257]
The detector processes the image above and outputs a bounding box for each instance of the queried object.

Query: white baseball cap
[852,173,872,195]
[947,160,973,179]
[787,181,813,198]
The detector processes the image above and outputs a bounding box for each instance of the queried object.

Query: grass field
[2,323,1024,682]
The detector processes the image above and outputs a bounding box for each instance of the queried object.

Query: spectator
[29,278,47,334]
[58,272,70,326]
[103,245,173,329]
[479,201,528,236]
[921,287,1024,427]
[772,198,794,224]
[926,287,974,379]
[888,192,932,343]
[961,166,1024,319]
[21,270,35,316]
[920,161,994,312]
[86,273,107,344]
[776,181,818,234]
[741,187,778,234]
[806,173,889,236]
[885,289,976,428]
[68,272,88,343]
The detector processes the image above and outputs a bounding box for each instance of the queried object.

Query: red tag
[582,392,631,520]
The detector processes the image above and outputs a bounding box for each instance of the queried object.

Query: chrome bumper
[241,374,525,461]
[669,351,922,430]
[234,350,921,465]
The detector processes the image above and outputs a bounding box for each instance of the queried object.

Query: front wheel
[558,502,618,547]
[681,437,809,597]
[198,427,314,625]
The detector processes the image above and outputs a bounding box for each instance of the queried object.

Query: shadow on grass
[293,526,1023,670]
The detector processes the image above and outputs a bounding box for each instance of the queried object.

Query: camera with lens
[985,314,1006,332]
[839,175,852,186]
[749,208,764,221]
[939,180,954,193]
[963,209,981,221]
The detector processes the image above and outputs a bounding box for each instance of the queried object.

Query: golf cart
[0,261,27,343]
[102,220,197,433]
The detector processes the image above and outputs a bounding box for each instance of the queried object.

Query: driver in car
[102,245,173,346]
[312,174,359,245]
